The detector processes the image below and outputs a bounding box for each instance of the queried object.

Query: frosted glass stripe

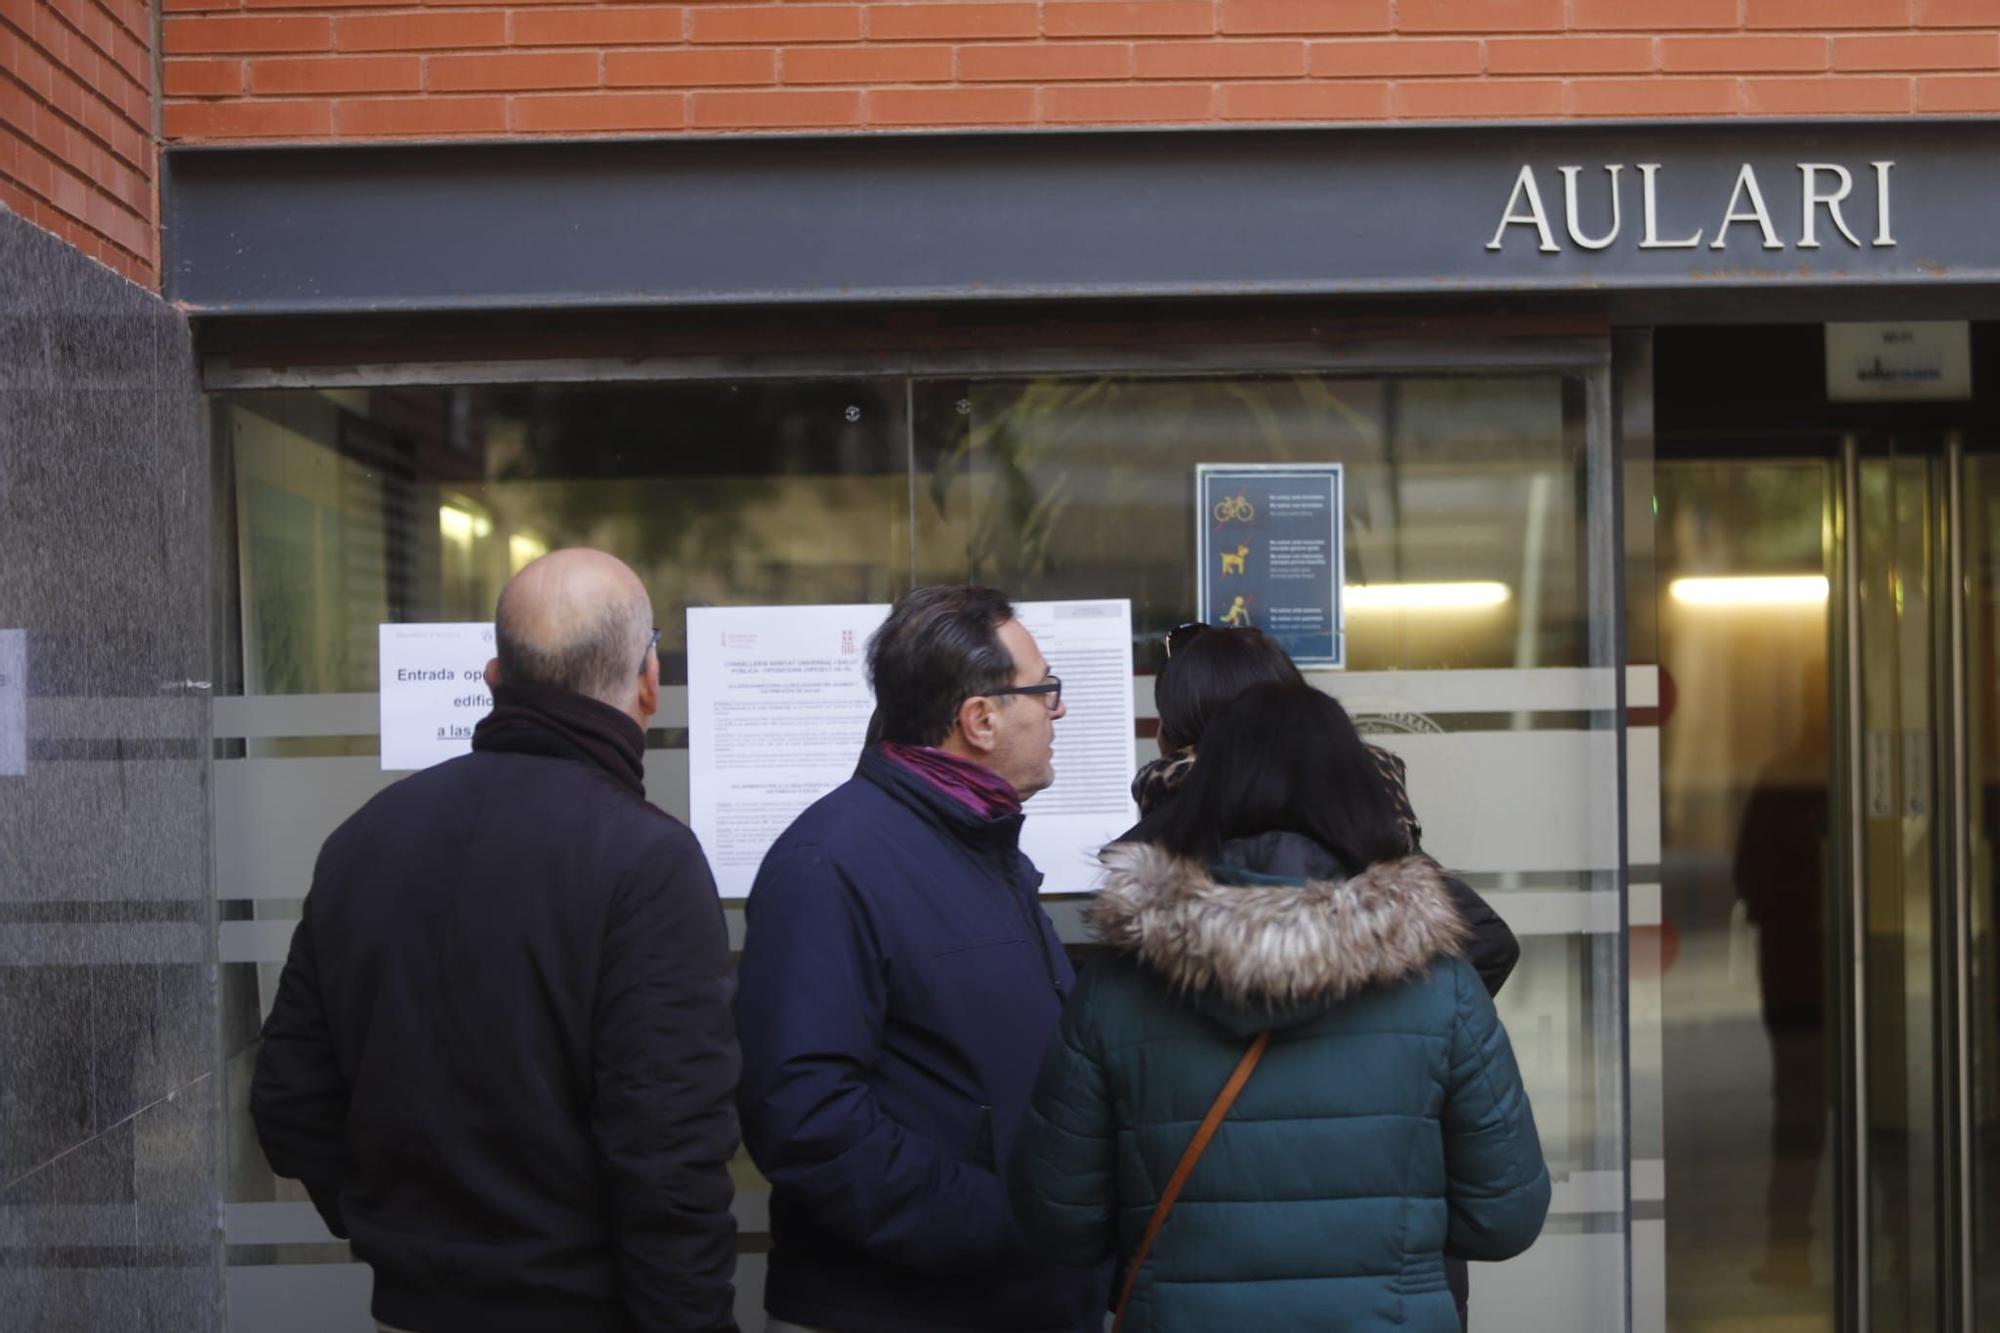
[210,667,1661,738]
[215,736,1646,904]
[225,1202,338,1246]
[226,1192,772,1247]
[1552,1165,1663,1213]
[0,921,208,966]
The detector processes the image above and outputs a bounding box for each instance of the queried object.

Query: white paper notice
[687,600,1137,899]
[378,622,496,771]
[1012,600,1138,894]
[0,630,24,776]
[688,604,890,899]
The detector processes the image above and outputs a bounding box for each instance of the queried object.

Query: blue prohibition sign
[1194,464,1345,670]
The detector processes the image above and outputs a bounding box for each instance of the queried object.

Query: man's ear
[636,653,661,723]
[483,658,501,691]
[952,694,1000,757]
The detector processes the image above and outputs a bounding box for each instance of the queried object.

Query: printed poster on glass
[1194,464,1345,669]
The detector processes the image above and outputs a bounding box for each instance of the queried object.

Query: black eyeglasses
[987,677,1062,711]
[639,627,661,674]
[1164,622,1209,658]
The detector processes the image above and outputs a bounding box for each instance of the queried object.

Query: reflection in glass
[227,382,910,698]
[910,374,1589,672]
[217,380,909,1325]
[910,372,1623,1190]
[1656,460,1837,1332]
[1967,458,2000,1328]
[211,367,1631,1332]
[1858,457,1939,1333]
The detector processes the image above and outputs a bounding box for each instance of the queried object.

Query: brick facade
[2,0,157,285]
[156,0,2000,142]
[6,1,1997,287]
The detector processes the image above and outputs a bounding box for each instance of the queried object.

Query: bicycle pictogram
[1213,492,1255,523]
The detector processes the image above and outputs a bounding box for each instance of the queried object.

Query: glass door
[1658,433,1990,1333]
[1656,454,1841,1333]
[1960,446,2000,1331]
[1851,443,1943,1333]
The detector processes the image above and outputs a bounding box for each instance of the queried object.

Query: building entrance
[1655,325,2000,1333]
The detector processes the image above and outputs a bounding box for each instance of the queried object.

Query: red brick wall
[2,0,157,284]
[153,1,2000,143]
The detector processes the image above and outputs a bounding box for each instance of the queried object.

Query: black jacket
[251,692,740,1333]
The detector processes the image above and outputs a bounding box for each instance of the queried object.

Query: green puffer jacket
[1010,832,1551,1333]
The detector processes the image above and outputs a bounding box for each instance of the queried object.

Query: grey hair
[494,583,652,707]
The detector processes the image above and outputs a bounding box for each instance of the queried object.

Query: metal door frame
[1833,429,1983,1333]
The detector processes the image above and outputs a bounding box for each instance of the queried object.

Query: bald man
[253,550,740,1333]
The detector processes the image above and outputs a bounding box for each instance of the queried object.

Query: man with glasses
[735,585,1107,1333]
[253,548,740,1333]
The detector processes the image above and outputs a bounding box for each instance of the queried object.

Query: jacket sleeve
[1443,873,1521,997]
[1008,968,1119,1266]
[734,843,1023,1272]
[591,832,742,1333]
[1440,961,1551,1262]
[250,874,350,1239]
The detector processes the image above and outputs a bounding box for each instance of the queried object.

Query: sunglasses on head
[1164,622,1209,659]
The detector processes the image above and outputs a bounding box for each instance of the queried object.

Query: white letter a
[1487,165,1560,254]
[1710,164,1783,251]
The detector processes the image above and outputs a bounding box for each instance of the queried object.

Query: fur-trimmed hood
[1087,837,1467,1029]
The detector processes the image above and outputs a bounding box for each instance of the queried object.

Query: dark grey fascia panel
[164,120,2000,317]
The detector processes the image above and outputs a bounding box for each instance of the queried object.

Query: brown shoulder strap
[1111,1031,1271,1333]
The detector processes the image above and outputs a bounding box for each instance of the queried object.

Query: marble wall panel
[0,208,222,1327]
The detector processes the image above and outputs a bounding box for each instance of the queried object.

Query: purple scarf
[879,742,1022,819]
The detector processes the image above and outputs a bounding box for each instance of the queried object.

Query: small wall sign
[1825,321,1972,402]
[0,630,23,776]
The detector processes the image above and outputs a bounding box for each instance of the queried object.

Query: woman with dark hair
[1131,624,1303,816]
[1131,623,1519,1000]
[1124,627,1520,1330]
[1011,684,1550,1332]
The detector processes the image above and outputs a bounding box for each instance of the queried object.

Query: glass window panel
[215,379,906,1333]
[213,359,1632,1333]
[227,381,910,699]
[1858,456,1940,1333]
[1655,459,1837,1332]
[910,374,1590,671]
[912,369,1630,1332]
[1966,456,2000,1330]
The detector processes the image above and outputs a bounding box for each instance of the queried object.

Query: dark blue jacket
[1011,834,1550,1333]
[734,746,1110,1333]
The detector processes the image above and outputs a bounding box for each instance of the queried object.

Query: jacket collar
[857,744,1025,854]
[472,682,645,796]
[1087,837,1466,1011]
